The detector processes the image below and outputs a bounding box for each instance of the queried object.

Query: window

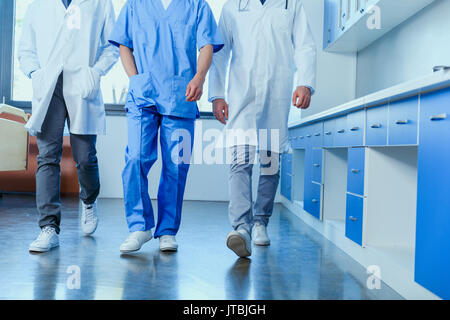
[5,0,226,115]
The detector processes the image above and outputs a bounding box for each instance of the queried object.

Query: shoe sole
[160,246,178,252]
[29,243,59,253]
[82,218,98,236]
[227,235,251,258]
[253,240,270,246]
[82,224,98,236]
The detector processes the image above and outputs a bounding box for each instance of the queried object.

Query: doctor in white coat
[209,0,316,258]
[18,0,119,253]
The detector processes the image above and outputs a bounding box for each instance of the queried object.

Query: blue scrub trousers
[122,105,195,238]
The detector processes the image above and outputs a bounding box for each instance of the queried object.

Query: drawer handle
[306,134,312,138]
[370,123,382,129]
[395,119,409,125]
[349,216,358,222]
[313,163,320,167]
[300,136,304,139]
[325,131,332,135]
[430,113,447,121]
[351,169,360,174]
[350,126,360,131]
[312,199,319,204]
[315,133,321,137]
[337,129,345,133]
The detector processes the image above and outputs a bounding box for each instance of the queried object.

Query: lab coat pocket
[128,73,156,108]
[268,9,292,32]
[78,67,100,100]
[31,69,46,102]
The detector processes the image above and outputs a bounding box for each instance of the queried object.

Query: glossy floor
[0,194,402,300]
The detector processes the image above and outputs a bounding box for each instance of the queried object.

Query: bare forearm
[196,44,213,81]
[119,45,138,77]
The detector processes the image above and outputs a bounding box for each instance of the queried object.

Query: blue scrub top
[109,0,224,119]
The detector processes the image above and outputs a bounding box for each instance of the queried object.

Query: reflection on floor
[0,194,403,300]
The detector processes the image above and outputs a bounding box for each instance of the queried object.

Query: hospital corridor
[1,0,450,306]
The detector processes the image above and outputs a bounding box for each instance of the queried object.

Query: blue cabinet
[345,193,364,246]
[334,116,348,147]
[311,148,323,183]
[388,96,419,146]
[366,105,388,146]
[415,87,450,300]
[281,153,293,200]
[323,119,336,147]
[347,110,365,146]
[311,122,324,148]
[347,147,365,196]
[290,127,305,149]
[304,182,322,220]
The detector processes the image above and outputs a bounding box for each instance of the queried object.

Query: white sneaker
[252,223,270,246]
[29,226,59,253]
[159,235,178,252]
[120,231,152,253]
[226,229,252,258]
[81,201,98,235]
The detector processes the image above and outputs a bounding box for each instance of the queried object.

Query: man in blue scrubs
[109,0,223,253]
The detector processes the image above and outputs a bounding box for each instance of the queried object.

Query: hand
[186,74,205,102]
[213,99,229,125]
[292,86,312,109]
[83,67,101,100]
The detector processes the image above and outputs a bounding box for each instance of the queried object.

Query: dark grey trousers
[36,73,100,233]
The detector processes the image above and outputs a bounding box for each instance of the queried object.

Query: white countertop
[289,69,450,129]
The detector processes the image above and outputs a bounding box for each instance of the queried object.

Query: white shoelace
[38,227,55,240]
[83,204,96,223]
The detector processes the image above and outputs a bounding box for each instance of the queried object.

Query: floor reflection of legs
[225,258,251,299]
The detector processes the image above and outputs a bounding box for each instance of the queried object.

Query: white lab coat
[18,0,119,136]
[208,0,316,153]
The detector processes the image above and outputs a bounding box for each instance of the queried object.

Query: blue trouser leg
[154,115,195,238]
[122,106,159,232]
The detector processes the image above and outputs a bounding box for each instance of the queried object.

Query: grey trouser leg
[36,73,100,233]
[228,146,280,233]
[253,150,280,227]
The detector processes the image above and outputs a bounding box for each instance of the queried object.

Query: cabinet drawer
[289,127,305,149]
[347,147,365,196]
[347,110,365,146]
[281,172,292,200]
[323,119,336,147]
[334,115,348,147]
[345,193,364,246]
[303,125,314,148]
[304,182,322,220]
[415,87,450,300]
[311,148,323,183]
[311,122,324,148]
[281,153,292,175]
[366,105,388,146]
[388,96,419,145]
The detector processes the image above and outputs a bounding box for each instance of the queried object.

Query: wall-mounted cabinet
[323,0,437,52]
